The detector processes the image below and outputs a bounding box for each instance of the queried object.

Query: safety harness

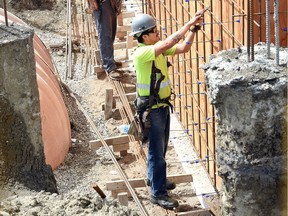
[130,61,173,144]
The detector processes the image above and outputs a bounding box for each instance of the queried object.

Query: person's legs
[147,106,178,209]
[146,107,175,190]
[94,0,117,72]
[147,107,168,197]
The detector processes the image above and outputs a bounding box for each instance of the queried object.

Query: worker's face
[143,26,160,44]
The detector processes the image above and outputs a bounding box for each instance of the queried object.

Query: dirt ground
[0,1,219,215]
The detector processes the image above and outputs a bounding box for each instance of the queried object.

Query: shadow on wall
[0,8,71,170]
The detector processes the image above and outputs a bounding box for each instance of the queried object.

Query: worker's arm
[154,8,207,57]
[174,25,200,54]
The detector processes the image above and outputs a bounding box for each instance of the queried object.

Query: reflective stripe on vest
[137,79,170,95]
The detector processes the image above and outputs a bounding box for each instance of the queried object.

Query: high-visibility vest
[133,42,176,103]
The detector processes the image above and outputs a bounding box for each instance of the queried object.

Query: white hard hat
[130,14,156,38]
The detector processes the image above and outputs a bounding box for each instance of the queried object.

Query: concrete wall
[203,43,287,216]
[0,24,57,195]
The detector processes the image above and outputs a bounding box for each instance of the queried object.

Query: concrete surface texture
[203,43,287,216]
[0,25,57,195]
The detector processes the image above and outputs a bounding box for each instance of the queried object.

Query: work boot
[151,195,179,210]
[146,179,176,190]
[107,69,125,79]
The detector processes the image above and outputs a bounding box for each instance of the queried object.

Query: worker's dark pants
[147,106,170,197]
[94,0,117,72]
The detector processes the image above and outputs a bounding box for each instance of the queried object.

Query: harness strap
[148,61,165,107]
[138,61,174,144]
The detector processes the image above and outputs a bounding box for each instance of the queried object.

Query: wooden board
[89,135,130,149]
[106,174,193,191]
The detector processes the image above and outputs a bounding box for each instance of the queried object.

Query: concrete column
[203,43,287,216]
[0,25,57,196]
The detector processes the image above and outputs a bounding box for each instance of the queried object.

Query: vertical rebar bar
[247,0,254,61]
[251,0,254,61]
[3,0,8,26]
[232,1,235,47]
[247,0,251,62]
[274,0,280,65]
[266,0,271,58]
[259,0,262,41]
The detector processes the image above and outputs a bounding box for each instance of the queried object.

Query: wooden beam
[89,135,130,150]
[117,25,131,32]
[126,35,134,49]
[117,192,128,206]
[114,41,138,50]
[122,11,135,18]
[93,66,105,79]
[113,143,129,152]
[106,174,193,191]
[105,88,113,120]
[113,92,136,102]
[116,31,127,40]
[94,50,101,65]
[91,184,106,199]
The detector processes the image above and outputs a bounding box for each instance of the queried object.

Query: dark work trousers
[147,106,170,197]
[94,0,117,72]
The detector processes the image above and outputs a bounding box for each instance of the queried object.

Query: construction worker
[130,10,205,210]
[89,0,131,81]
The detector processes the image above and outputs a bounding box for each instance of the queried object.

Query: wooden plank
[176,209,212,216]
[94,66,105,73]
[89,142,128,152]
[126,35,134,50]
[117,192,128,206]
[122,11,135,18]
[89,135,130,150]
[114,40,138,50]
[117,25,131,32]
[111,189,131,198]
[119,150,128,157]
[116,31,127,40]
[92,183,106,199]
[114,41,127,50]
[105,88,113,120]
[113,144,129,152]
[106,174,193,191]
[113,92,136,101]
[95,50,101,66]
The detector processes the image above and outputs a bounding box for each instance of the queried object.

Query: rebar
[247,0,254,61]
[266,0,271,58]
[274,0,280,65]
[3,0,8,26]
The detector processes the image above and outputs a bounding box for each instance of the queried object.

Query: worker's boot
[151,195,179,210]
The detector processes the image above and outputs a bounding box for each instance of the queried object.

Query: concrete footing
[203,43,287,216]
